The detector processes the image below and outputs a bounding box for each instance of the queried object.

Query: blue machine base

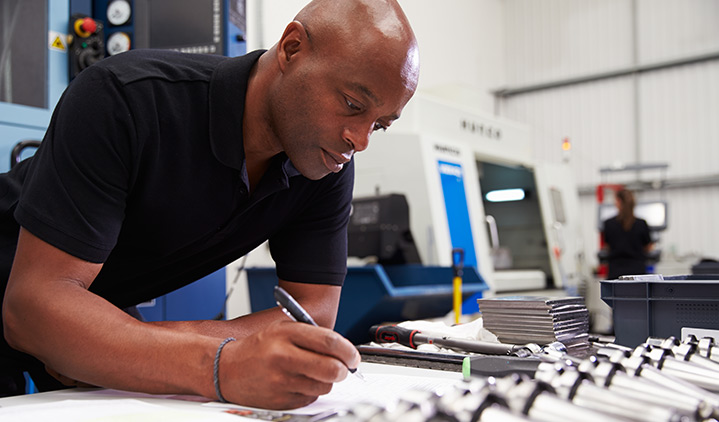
[247,264,488,344]
[137,269,226,322]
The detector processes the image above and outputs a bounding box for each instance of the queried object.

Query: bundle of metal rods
[324,335,719,422]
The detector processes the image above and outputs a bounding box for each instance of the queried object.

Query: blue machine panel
[0,127,44,173]
[138,269,227,321]
[438,160,484,313]
[437,160,478,269]
[0,0,70,170]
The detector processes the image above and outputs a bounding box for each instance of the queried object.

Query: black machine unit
[132,0,230,54]
[69,0,246,77]
[348,194,422,266]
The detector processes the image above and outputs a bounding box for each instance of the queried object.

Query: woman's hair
[616,189,636,231]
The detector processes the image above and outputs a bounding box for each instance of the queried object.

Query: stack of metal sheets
[477,296,590,356]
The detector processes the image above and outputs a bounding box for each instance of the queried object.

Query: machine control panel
[68,14,105,78]
[66,1,246,75]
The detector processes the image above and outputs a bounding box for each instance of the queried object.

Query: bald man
[0,0,419,409]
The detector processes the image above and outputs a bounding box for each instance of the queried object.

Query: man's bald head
[293,0,419,91]
[294,0,415,46]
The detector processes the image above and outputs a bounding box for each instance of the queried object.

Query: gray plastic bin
[600,275,719,347]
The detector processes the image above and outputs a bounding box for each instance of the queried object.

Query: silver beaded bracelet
[213,337,236,403]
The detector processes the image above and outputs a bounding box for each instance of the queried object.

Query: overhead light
[486,188,525,202]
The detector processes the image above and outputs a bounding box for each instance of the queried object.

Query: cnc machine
[353,94,588,295]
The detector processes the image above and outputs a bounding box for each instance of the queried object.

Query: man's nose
[343,125,371,154]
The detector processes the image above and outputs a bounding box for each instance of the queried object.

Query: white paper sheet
[0,398,239,422]
[0,365,464,420]
[208,367,465,415]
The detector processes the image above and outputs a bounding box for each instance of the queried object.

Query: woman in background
[602,189,653,279]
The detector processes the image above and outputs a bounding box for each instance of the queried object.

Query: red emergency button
[81,18,97,33]
[74,17,97,38]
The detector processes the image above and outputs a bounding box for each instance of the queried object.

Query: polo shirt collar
[208,50,264,171]
[283,157,301,178]
[209,50,303,186]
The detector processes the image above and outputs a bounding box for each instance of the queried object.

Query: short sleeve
[601,218,612,246]
[268,161,354,285]
[639,219,652,247]
[15,65,137,263]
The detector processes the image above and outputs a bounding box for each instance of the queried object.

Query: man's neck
[242,51,283,191]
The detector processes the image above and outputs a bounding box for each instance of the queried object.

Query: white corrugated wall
[499,0,719,271]
[637,0,719,63]
[504,0,634,86]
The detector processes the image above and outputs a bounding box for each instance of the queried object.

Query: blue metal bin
[247,264,488,344]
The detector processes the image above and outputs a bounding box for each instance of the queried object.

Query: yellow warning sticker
[48,31,67,52]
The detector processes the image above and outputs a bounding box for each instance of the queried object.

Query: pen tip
[350,368,366,382]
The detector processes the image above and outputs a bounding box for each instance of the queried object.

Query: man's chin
[289,155,339,180]
[296,165,331,181]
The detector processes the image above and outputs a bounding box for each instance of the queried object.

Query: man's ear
[277,21,308,73]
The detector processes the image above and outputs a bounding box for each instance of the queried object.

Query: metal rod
[492,50,719,98]
[414,333,520,355]
[577,173,719,196]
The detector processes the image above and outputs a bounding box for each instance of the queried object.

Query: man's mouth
[322,149,345,173]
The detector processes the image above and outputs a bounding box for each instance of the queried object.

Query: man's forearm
[4,279,218,398]
[149,306,287,339]
[149,279,341,337]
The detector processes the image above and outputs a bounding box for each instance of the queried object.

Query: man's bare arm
[2,228,222,396]
[2,228,358,409]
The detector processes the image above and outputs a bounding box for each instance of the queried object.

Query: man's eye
[345,98,362,111]
[373,122,387,132]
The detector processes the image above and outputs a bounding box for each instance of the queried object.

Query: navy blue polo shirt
[0,49,353,309]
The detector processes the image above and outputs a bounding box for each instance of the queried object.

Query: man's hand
[217,320,360,410]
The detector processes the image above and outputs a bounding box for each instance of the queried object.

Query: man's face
[270,39,419,180]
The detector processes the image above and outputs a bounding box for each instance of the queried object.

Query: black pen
[273,286,365,381]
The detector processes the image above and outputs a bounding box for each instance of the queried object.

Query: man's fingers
[272,339,350,384]
[282,322,361,376]
[283,372,335,397]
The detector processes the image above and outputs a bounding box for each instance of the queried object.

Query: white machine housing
[353,94,585,293]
